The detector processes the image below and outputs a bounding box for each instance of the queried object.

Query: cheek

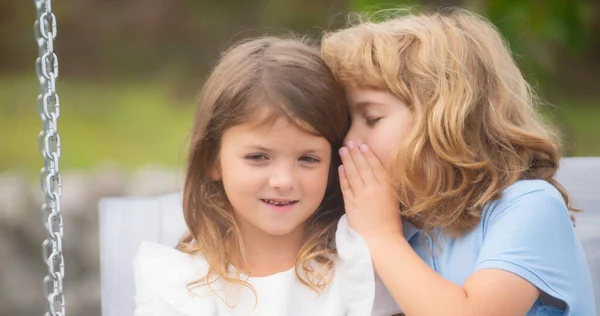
[300,166,330,200]
[220,159,261,196]
[363,124,403,168]
[221,173,263,216]
[368,137,393,167]
[361,127,391,164]
[378,111,415,158]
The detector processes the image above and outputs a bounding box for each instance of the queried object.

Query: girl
[132,36,397,315]
[321,7,595,316]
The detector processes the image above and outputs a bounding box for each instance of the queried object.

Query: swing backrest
[99,192,187,316]
[98,157,600,316]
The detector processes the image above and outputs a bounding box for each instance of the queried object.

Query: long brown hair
[177,36,348,294]
[321,7,575,237]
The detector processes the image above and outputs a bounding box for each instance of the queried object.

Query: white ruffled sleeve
[132,242,217,316]
[333,215,377,315]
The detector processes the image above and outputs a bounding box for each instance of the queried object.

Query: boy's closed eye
[365,116,382,126]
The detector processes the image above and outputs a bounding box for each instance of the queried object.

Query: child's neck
[235,222,306,278]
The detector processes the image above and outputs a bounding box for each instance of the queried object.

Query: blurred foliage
[0,0,347,82]
[351,0,597,96]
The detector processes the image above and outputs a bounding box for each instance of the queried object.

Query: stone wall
[0,166,182,316]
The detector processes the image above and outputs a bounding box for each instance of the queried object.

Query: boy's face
[215,108,331,242]
[344,88,414,170]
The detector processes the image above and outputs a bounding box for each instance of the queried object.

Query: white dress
[133,215,402,316]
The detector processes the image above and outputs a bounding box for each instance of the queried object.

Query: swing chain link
[34,0,66,315]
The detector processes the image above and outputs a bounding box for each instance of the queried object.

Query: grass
[1,75,599,176]
[1,75,195,175]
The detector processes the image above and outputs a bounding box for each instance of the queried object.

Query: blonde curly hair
[321,7,575,236]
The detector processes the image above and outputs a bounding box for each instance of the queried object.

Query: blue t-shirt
[404,180,595,315]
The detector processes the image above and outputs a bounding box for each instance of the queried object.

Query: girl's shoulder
[133,242,209,283]
[133,242,216,315]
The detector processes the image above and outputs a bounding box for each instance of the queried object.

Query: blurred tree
[2,0,346,80]
[351,0,597,98]
[1,0,596,98]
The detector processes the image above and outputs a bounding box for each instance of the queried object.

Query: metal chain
[33,0,66,315]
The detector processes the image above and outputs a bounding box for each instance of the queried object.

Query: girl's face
[216,108,332,240]
[344,88,414,170]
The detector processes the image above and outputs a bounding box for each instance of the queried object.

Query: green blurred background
[2,0,599,175]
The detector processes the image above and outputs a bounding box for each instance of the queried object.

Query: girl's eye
[246,154,268,161]
[299,156,320,164]
[365,117,382,127]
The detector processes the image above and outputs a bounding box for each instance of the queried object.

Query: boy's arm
[366,232,539,316]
